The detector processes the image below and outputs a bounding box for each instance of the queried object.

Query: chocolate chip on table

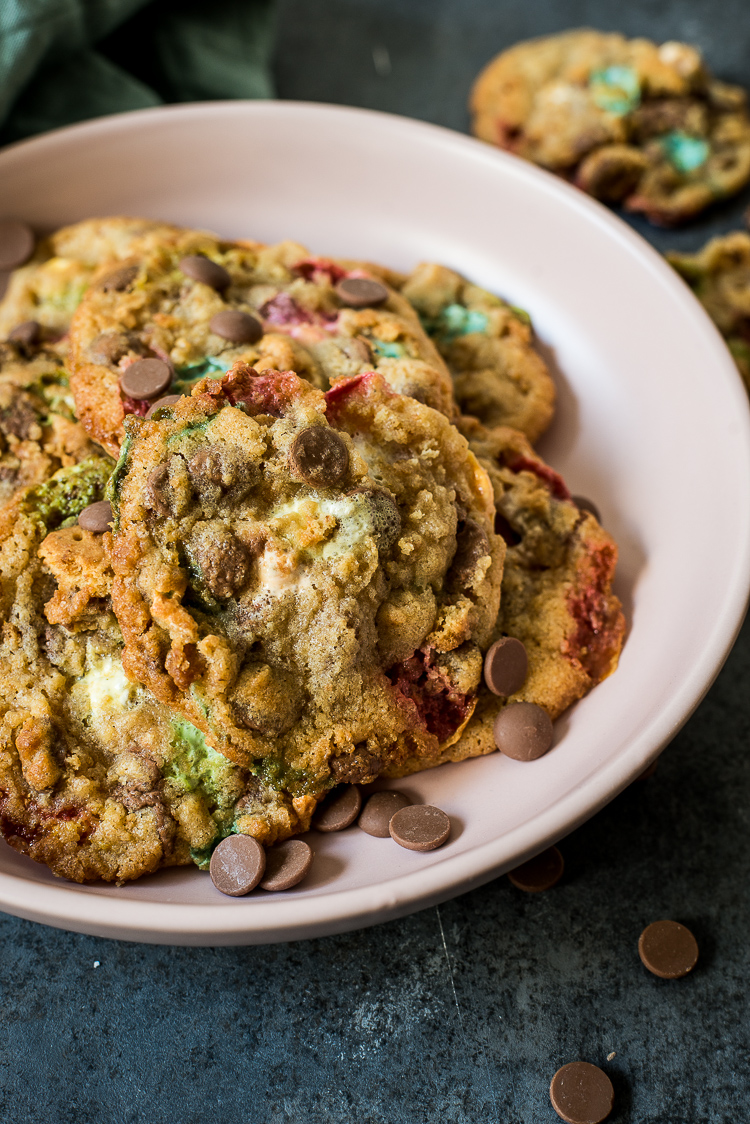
[335,277,390,308]
[493,701,554,761]
[549,1061,614,1124]
[358,790,411,838]
[289,426,349,487]
[638,920,699,979]
[77,501,113,534]
[0,219,34,271]
[146,394,183,419]
[8,320,40,346]
[484,637,528,697]
[209,309,263,344]
[210,835,266,896]
[389,804,451,852]
[572,495,601,522]
[259,839,314,891]
[119,358,172,400]
[313,785,362,832]
[98,264,139,293]
[507,845,564,892]
[179,254,231,291]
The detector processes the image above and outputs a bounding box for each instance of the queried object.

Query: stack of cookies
[0,217,624,886]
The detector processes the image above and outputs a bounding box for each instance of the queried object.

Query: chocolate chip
[341,337,374,364]
[495,510,521,546]
[312,785,362,832]
[289,426,349,487]
[358,790,411,838]
[572,495,601,522]
[209,309,263,344]
[210,835,266,896]
[77,501,113,534]
[8,320,40,346]
[549,1062,614,1124]
[259,839,313,891]
[180,254,231,291]
[146,394,183,419]
[145,463,172,515]
[119,358,172,400]
[335,277,390,308]
[350,488,401,553]
[484,637,528,697]
[189,527,249,600]
[89,330,141,366]
[0,220,34,271]
[329,744,383,784]
[638,920,699,979]
[508,845,564,892]
[98,264,138,292]
[389,804,451,851]
[447,518,490,591]
[493,701,553,761]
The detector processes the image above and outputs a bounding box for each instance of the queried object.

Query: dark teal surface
[2,2,750,1120]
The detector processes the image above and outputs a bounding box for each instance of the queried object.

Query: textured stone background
[2,2,750,1121]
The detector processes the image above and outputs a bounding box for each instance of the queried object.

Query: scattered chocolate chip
[493,701,554,761]
[508,845,564,892]
[335,277,390,308]
[180,254,231,291]
[289,426,349,487]
[209,309,263,344]
[119,358,172,401]
[638,920,699,979]
[146,394,183,419]
[98,264,138,292]
[358,790,411,838]
[312,785,362,832]
[550,1062,614,1124]
[77,501,113,534]
[259,839,313,891]
[0,220,34,271]
[484,637,528,697]
[8,320,40,346]
[210,835,266,896]
[572,495,601,522]
[389,804,451,851]
[447,518,490,591]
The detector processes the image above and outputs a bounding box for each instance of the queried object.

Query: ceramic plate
[0,102,748,945]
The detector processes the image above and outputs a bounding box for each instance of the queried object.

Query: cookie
[470,29,750,225]
[0,457,318,882]
[68,233,456,455]
[0,339,99,507]
[107,365,503,792]
[668,230,750,389]
[396,262,555,441]
[391,418,625,774]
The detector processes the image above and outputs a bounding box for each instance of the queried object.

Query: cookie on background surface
[393,418,625,774]
[667,230,750,389]
[68,233,456,456]
[470,29,750,226]
[108,364,503,790]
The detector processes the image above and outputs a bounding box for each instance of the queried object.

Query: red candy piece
[293,258,348,284]
[505,455,571,501]
[387,647,472,742]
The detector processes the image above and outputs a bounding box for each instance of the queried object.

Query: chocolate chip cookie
[108,365,503,791]
[470,29,750,225]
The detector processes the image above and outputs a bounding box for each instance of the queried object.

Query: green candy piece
[661,131,710,174]
[24,454,113,529]
[589,65,641,116]
[371,338,406,359]
[173,355,233,394]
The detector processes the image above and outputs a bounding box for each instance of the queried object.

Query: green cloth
[0,0,276,147]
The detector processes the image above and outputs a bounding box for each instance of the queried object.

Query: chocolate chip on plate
[210,835,266,896]
[146,394,183,419]
[389,804,451,852]
[209,309,263,344]
[119,358,172,400]
[549,1061,614,1124]
[289,426,349,487]
[572,495,601,522]
[77,501,113,534]
[259,839,314,891]
[0,220,34,271]
[8,320,40,346]
[313,785,362,832]
[98,264,139,293]
[493,701,554,761]
[358,790,411,838]
[335,277,390,308]
[484,637,528,696]
[508,845,564,892]
[638,920,699,979]
[179,254,231,291]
